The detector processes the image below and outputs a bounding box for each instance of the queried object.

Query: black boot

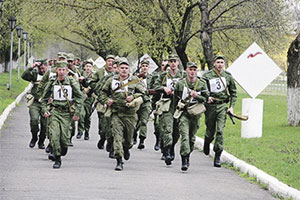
[124,149,130,160]
[137,136,145,150]
[84,132,89,140]
[164,146,172,166]
[181,155,188,171]
[97,137,105,149]
[133,131,137,145]
[115,157,123,171]
[53,156,62,169]
[29,135,37,148]
[61,146,68,156]
[203,138,210,155]
[109,149,115,159]
[38,135,46,149]
[68,137,74,147]
[48,153,55,161]
[214,152,222,168]
[106,138,113,152]
[76,131,83,139]
[45,144,52,153]
[170,145,175,161]
[187,154,190,168]
[154,134,160,151]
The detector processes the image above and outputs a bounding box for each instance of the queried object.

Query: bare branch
[210,0,251,25]
[158,0,177,35]
[208,0,225,14]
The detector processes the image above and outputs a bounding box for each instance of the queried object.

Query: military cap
[168,54,179,61]
[186,62,198,68]
[75,56,81,61]
[34,59,47,65]
[55,61,68,68]
[84,60,93,66]
[118,57,129,66]
[106,54,115,60]
[141,59,150,65]
[67,53,75,61]
[57,52,67,59]
[214,55,226,61]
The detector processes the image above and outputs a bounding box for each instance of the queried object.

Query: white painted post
[241,98,263,138]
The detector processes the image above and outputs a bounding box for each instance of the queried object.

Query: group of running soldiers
[22,52,237,171]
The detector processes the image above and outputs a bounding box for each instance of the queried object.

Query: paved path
[0,99,277,200]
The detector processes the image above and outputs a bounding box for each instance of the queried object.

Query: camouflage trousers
[158,111,179,148]
[48,109,71,156]
[28,101,47,144]
[135,101,151,139]
[111,112,137,158]
[78,98,94,134]
[204,103,227,153]
[178,112,200,156]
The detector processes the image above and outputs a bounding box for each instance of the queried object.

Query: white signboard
[133,54,158,74]
[94,57,105,69]
[227,42,282,98]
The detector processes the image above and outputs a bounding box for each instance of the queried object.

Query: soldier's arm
[21,67,35,82]
[37,70,50,98]
[195,80,209,103]
[99,77,112,105]
[40,81,53,114]
[173,81,181,108]
[228,75,237,108]
[71,78,83,117]
[152,72,165,92]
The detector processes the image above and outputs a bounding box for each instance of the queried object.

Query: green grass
[0,70,29,114]
[197,91,300,190]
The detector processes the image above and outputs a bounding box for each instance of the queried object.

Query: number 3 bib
[209,77,226,93]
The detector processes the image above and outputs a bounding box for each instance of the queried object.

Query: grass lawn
[197,91,300,190]
[0,69,29,114]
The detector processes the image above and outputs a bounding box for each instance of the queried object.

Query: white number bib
[209,77,226,93]
[37,74,43,81]
[112,79,128,93]
[53,85,73,101]
[166,78,179,90]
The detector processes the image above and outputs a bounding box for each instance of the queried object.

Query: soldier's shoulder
[224,70,232,76]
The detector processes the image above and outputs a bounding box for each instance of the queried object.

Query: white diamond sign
[227,42,282,98]
[133,54,158,74]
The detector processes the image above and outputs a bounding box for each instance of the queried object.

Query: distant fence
[261,72,287,95]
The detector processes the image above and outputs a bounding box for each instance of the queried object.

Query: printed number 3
[216,80,221,90]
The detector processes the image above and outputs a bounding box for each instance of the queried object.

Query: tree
[287,33,300,126]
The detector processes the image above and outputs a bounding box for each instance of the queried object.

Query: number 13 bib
[53,85,73,101]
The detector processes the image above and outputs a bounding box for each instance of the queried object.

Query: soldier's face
[118,64,130,78]
[141,64,149,74]
[39,65,48,75]
[56,67,68,80]
[161,61,168,71]
[84,64,93,73]
[106,58,115,72]
[186,67,197,79]
[214,59,225,72]
[168,59,179,71]
[112,64,118,71]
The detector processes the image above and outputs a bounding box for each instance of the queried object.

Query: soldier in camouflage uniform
[76,61,97,140]
[150,60,168,151]
[99,57,144,171]
[94,55,115,150]
[41,61,82,169]
[202,55,237,167]
[22,59,48,149]
[174,62,209,171]
[153,54,186,166]
[134,59,152,149]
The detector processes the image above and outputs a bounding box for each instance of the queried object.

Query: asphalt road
[0,99,277,200]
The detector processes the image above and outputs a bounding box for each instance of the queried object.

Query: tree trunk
[287,33,300,126]
[199,3,214,70]
[175,45,188,70]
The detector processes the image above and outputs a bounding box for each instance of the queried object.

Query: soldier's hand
[163,87,173,95]
[227,107,234,114]
[107,99,114,106]
[190,90,198,98]
[126,95,133,102]
[44,111,51,118]
[78,76,85,82]
[207,97,214,104]
[148,89,157,95]
[32,62,41,68]
[73,115,80,121]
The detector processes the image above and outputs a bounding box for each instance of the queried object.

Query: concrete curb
[0,83,32,131]
[195,136,300,200]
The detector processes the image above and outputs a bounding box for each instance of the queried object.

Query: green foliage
[197,91,300,190]
[0,70,28,114]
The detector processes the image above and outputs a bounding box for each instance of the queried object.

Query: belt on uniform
[52,106,70,112]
